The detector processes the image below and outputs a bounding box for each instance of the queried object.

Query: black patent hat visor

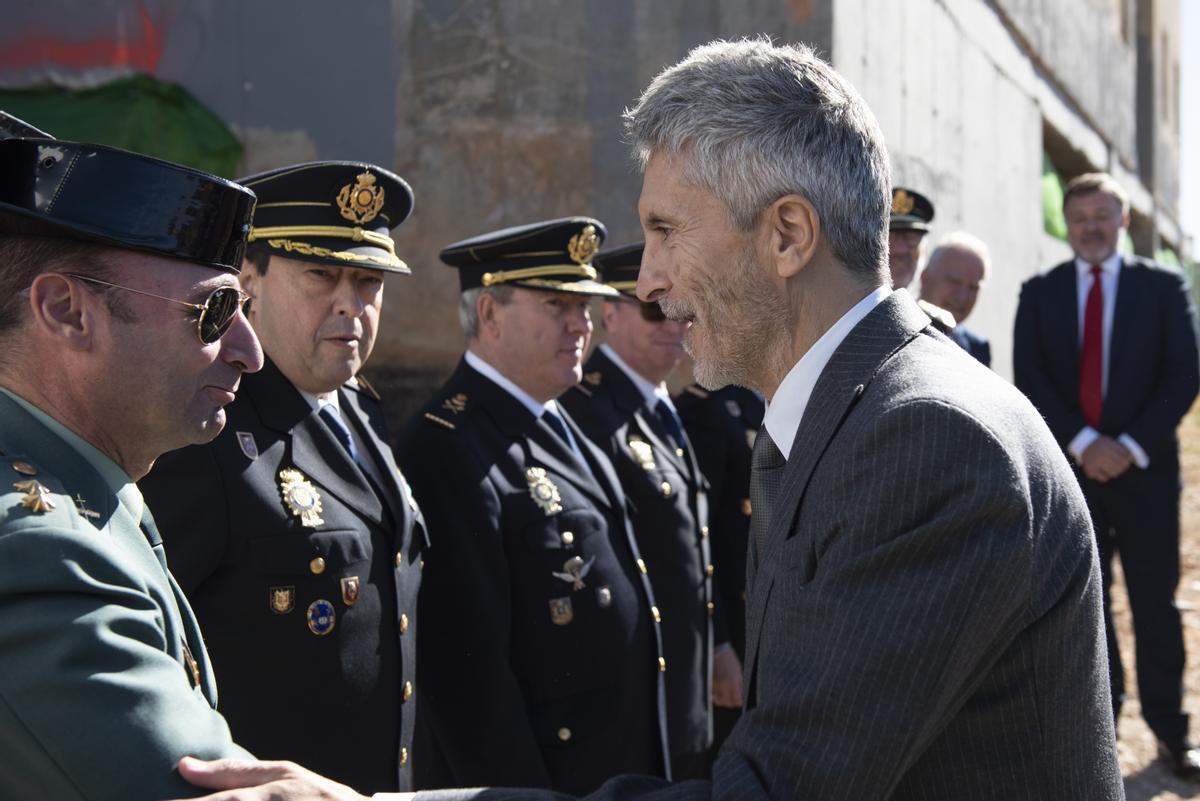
[0,138,255,273]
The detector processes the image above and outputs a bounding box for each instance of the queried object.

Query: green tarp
[0,73,241,177]
[1042,153,1067,241]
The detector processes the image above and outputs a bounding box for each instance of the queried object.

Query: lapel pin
[13,480,55,513]
[549,596,574,625]
[552,555,595,591]
[236,431,259,460]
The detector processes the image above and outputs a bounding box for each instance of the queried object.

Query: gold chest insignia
[526,467,562,515]
[13,480,55,513]
[567,224,600,265]
[892,189,915,215]
[548,596,574,625]
[627,436,656,471]
[270,585,295,614]
[337,171,386,225]
[442,393,468,414]
[552,555,595,591]
[279,468,324,528]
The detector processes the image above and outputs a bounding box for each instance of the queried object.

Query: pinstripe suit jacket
[408,291,1123,800]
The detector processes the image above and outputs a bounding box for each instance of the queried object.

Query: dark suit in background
[673,383,763,752]
[141,358,425,792]
[562,346,713,779]
[398,360,670,795]
[1014,254,1200,745]
[947,324,991,367]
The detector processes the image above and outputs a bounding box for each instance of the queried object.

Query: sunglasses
[619,296,667,322]
[63,273,252,344]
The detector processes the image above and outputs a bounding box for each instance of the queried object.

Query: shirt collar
[599,343,669,408]
[465,349,550,419]
[298,387,341,415]
[1074,251,1122,277]
[763,285,891,459]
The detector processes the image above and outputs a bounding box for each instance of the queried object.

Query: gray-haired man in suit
[173,36,1122,801]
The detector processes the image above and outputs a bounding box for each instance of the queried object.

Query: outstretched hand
[166,756,372,801]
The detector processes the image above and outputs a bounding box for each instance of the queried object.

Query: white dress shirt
[1066,253,1149,469]
[763,286,891,460]
[300,385,387,488]
[598,343,678,414]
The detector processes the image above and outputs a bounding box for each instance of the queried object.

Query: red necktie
[1079,264,1104,427]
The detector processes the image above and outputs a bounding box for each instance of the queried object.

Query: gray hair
[624,37,892,278]
[926,231,991,282]
[457,285,515,342]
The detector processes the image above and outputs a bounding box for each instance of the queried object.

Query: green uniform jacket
[0,391,247,801]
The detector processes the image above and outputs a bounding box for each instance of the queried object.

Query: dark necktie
[320,405,361,465]
[1079,264,1104,427]
[748,426,786,560]
[542,408,589,470]
[655,398,688,457]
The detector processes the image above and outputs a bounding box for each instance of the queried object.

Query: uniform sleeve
[141,443,230,594]
[0,515,248,801]
[398,424,554,790]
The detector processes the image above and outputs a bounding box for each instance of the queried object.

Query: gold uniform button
[309,557,326,575]
[11,461,37,476]
[741,498,753,516]
[394,551,403,567]
[651,606,661,623]
[419,558,425,570]
[660,481,672,497]
[675,447,685,458]
[658,657,667,672]
[706,601,715,616]
[400,613,409,635]
[557,727,572,742]
[399,747,408,767]
[700,525,709,538]
[637,558,648,574]
[705,564,715,577]
[403,681,413,702]
[561,530,575,545]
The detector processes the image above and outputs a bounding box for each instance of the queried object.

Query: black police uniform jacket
[560,348,713,770]
[140,357,425,794]
[397,358,670,795]
[673,384,764,664]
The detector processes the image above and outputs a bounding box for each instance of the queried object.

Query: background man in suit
[887,186,934,289]
[171,38,1123,801]
[1014,171,1200,778]
[396,219,671,795]
[673,381,764,755]
[0,125,263,799]
[919,231,992,366]
[561,242,723,780]
[141,162,426,793]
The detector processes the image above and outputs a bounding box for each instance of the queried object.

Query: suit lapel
[1050,261,1081,386]
[742,292,929,699]
[1106,257,1141,418]
[340,386,405,527]
[246,359,384,527]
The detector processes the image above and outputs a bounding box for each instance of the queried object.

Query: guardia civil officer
[559,242,716,779]
[140,162,426,794]
[673,382,764,754]
[888,186,934,290]
[397,218,670,795]
[0,117,261,799]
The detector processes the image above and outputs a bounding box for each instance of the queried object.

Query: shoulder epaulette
[349,373,382,401]
[423,412,456,431]
[572,383,594,398]
[684,384,709,399]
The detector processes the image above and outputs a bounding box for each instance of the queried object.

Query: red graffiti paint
[0,2,165,73]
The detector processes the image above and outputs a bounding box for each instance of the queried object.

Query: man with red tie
[1014,172,1200,778]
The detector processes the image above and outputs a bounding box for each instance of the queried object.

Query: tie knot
[751,427,785,470]
[1090,264,1103,277]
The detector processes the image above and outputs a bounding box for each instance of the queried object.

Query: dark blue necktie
[655,398,688,456]
[542,409,589,470]
[320,405,361,465]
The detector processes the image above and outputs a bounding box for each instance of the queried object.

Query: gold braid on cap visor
[247,225,408,270]
[480,263,598,287]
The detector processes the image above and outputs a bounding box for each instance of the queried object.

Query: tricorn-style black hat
[241,161,413,274]
[890,187,934,233]
[0,134,255,273]
[594,242,644,298]
[440,217,619,297]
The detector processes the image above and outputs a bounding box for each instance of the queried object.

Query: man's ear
[768,194,821,279]
[477,291,499,337]
[27,273,95,351]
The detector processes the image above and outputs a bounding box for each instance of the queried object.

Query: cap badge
[337,171,386,225]
[13,480,55,514]
[567,224,600,265]
[627,437,656,471]
[526,467,563,515]
[549,596,574,625]
[892,189,914,215]
[307,599,336,635]
[552,555,595,591]
[341,576,361,607]
[441,393,468,414]
[270,585,296,614]
[279,468,325,528]
[236,431,259,460]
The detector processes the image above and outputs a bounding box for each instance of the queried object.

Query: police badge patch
[341,576,360,607]
[526,467,563,515]
[549,597,574,625]
[270,586,295,614]
[236,431,258,460]
[279,468,324,528]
